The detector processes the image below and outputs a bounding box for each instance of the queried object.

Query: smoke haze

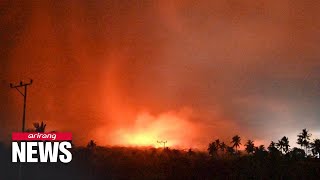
[1,0,320,148]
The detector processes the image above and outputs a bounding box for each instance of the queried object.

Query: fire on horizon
[1,0,320,149]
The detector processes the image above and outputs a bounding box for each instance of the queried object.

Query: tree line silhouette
[208,129,320,159]
[1,122,319,179]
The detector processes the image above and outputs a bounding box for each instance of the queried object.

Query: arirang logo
[12,132,72,163]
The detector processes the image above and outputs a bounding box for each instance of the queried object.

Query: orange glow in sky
[2,1,320,149]
[112,111,195,148]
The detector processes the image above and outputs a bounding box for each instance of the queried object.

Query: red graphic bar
[12,132,72,141]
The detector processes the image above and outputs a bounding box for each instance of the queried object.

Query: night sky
[1,0,320,149]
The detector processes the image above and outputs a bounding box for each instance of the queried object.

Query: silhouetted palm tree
[226,146,235,155]
[310,139,320,158]
[215,139,221,150]
[208,141,219,157]
[297,128,312,155]
[254,145,267,158]
[276,140,284,153]
[245,140,255,154]
[255,145,266,152]
[33,121,46,132]
[87,140,97,149]
[277,136,290,154]
[268,141,276,151]
[231,135,241,152]
[297,136,303,149]
[268,141,280,155]
[220,142,227,153]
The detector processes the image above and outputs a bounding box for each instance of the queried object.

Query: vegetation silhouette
[87,140,97,149]
[1,125,320,179]
[276,136,290,154]
[207,139,219,157]
[311,139,320,157]
[25,121,47,132]
[220,142,227,153]
[231,135,241,153]
[245,140,255,154]
[33,121,47,132]
[297,128,312,155]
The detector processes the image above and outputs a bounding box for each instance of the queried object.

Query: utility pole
[10,79,33,132]
[157,140,167,149]
[10,79,32,180]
